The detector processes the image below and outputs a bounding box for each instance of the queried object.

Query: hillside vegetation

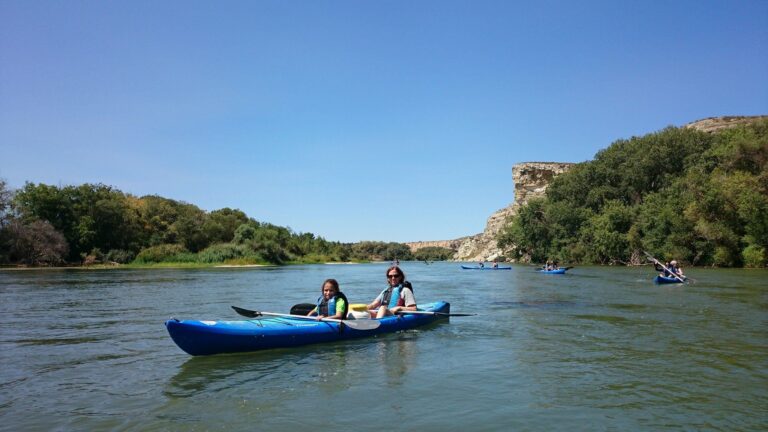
[0,182,417,266]
[498,119,768,267]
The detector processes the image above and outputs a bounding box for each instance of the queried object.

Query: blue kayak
[654,275,686,284]
[461,265,511,270]
[538,268,568,274]
[166,301,450,356]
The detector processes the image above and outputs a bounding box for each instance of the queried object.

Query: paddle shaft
[644,252,685,283]
[231,306,381,330]
[368,308,475,317]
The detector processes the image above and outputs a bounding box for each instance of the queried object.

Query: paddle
[368,308,476,317]
[289,303,316,316]
[643,251,686,283]
[395,310,476,317]
[231,306,381,330]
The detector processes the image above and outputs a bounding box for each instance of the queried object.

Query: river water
[1,263,766,431]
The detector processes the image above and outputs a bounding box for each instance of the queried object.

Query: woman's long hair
[385,266,405,285]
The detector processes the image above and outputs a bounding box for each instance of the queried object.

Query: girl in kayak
[307,279,348,320]
[368,266,417,319]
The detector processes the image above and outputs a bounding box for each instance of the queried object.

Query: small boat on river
[538,268,568,274]
[654,275,686,284]
[460,265,512,270]
[166,301,450,356]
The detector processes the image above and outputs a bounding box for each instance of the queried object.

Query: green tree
[498,119,768,267]
[413,246,454,261]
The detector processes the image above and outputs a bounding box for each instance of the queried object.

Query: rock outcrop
[404,237,471,252]
[684,115,768,133]
[452,162,574,261]
[407,162,574,261]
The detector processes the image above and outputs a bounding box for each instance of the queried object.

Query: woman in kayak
[654,260,684,278]
[667,260,684,277]
[307,278,348,320]
[368,266,417,319]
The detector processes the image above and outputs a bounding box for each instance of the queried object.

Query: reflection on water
[166,330,422,398]
[1,263,767,431]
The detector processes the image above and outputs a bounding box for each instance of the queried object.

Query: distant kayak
[461,265,512,270]
[538,268,568,274]
[654,275,686,284]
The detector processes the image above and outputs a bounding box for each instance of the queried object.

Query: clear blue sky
[1,1,767,243]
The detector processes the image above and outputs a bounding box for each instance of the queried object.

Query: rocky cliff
[407,162,574,261]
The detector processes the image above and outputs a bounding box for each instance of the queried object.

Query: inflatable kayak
[460,265,511,270]
[166,301,450,356]
[538,268,568,274]
[654,275,686,284]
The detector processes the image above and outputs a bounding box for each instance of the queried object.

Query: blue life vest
[379,283,413,308]
[316,296,337,316]
[315,292,348,318]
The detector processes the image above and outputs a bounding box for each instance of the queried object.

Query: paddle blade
[343,319,381,330]
[231,305,260,318]
[290,303,316,315]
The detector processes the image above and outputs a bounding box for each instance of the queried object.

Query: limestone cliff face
[453,162,574,261]
[406,162,574,261]
[404,237,471,252]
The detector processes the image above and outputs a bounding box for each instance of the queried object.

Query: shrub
[300,253,333,263]
[712,246,737,267]
[134,244,188,263]
[106,249,135,264]
[5,220,69,265]
[413,247,455,261]
[742,245,766,268]
[198,243,253,263]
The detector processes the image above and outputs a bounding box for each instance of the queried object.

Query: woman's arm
[367,293,383,310]
[390,288,417,314]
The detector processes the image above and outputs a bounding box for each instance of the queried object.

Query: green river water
[1,263,766,431]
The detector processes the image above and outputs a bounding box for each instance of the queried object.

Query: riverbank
[0,260,371,271]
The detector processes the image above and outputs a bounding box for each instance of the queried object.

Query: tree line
[0,182,452,266]
[498,119,768,267]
